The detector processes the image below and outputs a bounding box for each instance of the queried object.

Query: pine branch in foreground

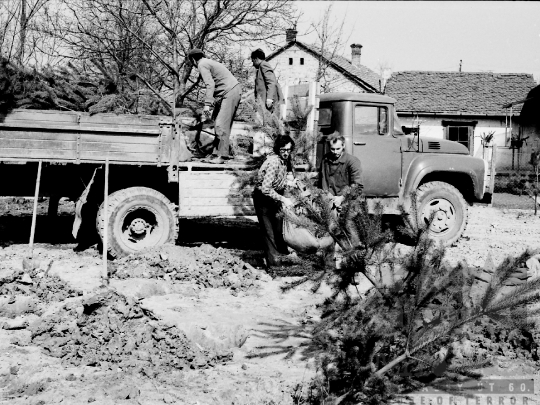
[281,185,540,405]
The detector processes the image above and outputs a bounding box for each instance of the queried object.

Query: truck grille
[428,141,441,150]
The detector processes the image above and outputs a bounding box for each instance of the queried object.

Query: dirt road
[0,201,538,404]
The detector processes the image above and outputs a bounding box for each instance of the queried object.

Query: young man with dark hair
[252,134,296,268]
[188,48,242,164]
[250,48,283,114]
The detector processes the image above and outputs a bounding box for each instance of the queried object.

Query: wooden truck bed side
[177,162,255,217]
[0,109,174,165]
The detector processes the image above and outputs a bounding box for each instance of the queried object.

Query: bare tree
[47,0,298,115]
[0,0,52,65]
[310,4,353,92]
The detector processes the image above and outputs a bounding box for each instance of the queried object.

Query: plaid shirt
[256,153,288,201]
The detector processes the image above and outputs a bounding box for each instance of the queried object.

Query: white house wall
[270,45,366,93]
[398,115,511,151]
[397,114,540,170]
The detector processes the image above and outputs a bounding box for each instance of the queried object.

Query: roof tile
[385,71,537,115]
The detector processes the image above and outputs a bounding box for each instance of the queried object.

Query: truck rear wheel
[96,187,178,258]
[416,181,468,246]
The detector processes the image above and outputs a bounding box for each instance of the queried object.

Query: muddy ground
[0,197,539,404]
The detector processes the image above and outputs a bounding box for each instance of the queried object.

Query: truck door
[352,104,401,196]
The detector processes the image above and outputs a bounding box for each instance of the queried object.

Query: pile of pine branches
[0,58,165,116]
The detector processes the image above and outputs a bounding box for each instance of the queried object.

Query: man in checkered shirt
[252,135,295,268]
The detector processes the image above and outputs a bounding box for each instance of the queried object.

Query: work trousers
[252,189,289,266]
[212,84,241,157]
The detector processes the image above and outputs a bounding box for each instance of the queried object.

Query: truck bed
[0,109,174,165]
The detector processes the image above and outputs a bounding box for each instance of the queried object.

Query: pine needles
[284,184,540,404]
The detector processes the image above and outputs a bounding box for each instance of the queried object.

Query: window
[289,58,293,65]
[300,58,304,65]
[442,120,477,152]
[447,127,470,148]
[318,108,332,126]
[354,105,388,136]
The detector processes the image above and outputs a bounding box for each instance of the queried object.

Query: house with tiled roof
[385,71,537,164]
[265,29,381,94]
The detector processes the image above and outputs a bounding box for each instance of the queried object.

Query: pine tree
[280,185,540,404]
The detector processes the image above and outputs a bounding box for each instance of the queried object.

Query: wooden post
[103,159,109,285]
[29,160,42,256]
[281,84,289,121]
[489,145,497,206]
[306,82,320,167]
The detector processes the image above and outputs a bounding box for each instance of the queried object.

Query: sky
[292,1,540,82]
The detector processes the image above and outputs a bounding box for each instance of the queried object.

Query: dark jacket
[254,60,283,107]
[319,152,363,196]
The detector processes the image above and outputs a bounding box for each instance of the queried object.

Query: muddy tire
[416,181,468,246]
[96,187,178,258]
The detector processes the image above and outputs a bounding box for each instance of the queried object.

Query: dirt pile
[29,289,226,374]
[112,244,268,294]
[0,264,82,305]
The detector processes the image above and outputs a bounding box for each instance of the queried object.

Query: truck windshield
[354,105,388,136]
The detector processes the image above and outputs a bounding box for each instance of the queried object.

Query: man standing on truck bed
[188,48,241,164]
[251,48,283,117]
[319,132,363,266]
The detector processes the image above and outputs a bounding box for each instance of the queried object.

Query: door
[352,104,401,196]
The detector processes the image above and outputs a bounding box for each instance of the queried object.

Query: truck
[316,92,489,245]
[0,92,489,257]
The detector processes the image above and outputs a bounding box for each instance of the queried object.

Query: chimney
[286,28,297,43]
[350,44,363,67]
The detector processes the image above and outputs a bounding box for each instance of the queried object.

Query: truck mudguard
[402,154,486,201]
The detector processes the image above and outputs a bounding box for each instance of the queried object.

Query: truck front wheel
[96,187,178,258]
[416,181,468,246]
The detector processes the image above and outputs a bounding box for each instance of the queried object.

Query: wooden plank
[177,188,251,198]
[179,172,247,182]
[80,142,159,153]
[0,130,160,144]
[79,113,168,127]
[0,130,77,141]
[180,179,244,188]
[1,139,76,150]
[178,161,252,170]
[80,150,164,163]
[80,133,159,144]
[179,205,255,217]
[0,148,162,163]
[0,122,160,135]
[2,109,170,128]
[0,149,76,159]
[0,124,159,143]
[1,110,79,124]
[179,197,253,206]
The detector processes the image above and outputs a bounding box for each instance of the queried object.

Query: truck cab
[316,92,488,245]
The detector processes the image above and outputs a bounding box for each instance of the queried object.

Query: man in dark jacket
[188,48,241,164]
[319,133,363,205]
[319,132,363,267]
[251,48,283,114]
